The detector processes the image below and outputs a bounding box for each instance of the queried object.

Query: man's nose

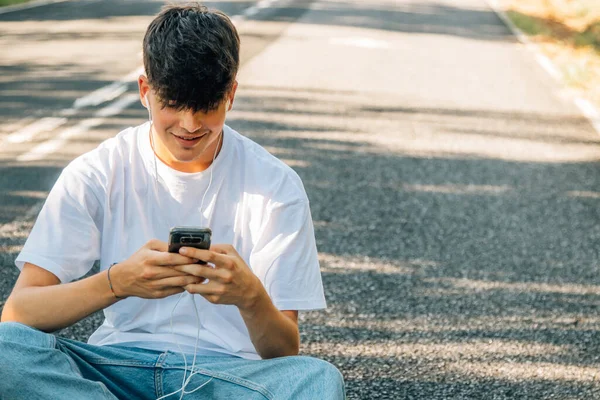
[179,110,204,134]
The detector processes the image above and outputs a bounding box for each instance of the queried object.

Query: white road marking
[256,0,274,9]
[72,66,144,111]
[18,93,139,162]
[4,117,67,144]
[0,0,270,239]
[1,67,143,147]
[487,0,530,44]
[535,54,562,80]
[244,6,259,16]
[2,117,35,134]
[3,0,267,150]
[241,0,279,18]
[575,98,600,134]
[73,82,128,109]
[485,0,600,136]
[329,37,391,49]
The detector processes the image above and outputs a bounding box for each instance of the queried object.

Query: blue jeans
[0,322,345,399]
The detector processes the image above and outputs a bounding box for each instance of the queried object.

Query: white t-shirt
[15,122,326,360]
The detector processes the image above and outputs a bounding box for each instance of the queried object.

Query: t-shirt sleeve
[249,200,326,311]
[15,163,102,283]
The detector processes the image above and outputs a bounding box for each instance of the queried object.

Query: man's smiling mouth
[175,134,201,141]
[171,132,207,142]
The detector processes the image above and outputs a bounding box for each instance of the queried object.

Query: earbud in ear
[226,99,231,110]
[144,94,152,122]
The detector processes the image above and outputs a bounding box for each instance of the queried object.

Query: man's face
[138,76,237,173]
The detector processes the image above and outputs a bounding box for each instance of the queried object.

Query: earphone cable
[149,123,223,399]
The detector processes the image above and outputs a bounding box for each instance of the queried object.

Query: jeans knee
[297,356,345,397]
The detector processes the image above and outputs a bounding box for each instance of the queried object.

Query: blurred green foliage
[507,9,600,53]
[0,0,32,6]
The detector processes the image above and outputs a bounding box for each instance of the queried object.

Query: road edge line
[485,0,600,136]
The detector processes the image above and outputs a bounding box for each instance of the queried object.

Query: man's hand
[173,244,266,311]
[110,239,205,299]
[173,243,300,358]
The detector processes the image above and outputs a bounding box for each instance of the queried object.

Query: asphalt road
[2,0,600,398]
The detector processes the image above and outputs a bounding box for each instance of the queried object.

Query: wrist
[107,263,127,300]
[239,283,271,316]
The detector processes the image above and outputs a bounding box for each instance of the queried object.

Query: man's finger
[173,264,225,280]
[210,244,239,257]
[179,248,233,269]
[146,239,168,252]
[146,266,191,280]
[153,251,199,266]
[156,275,205,288]
[184,280,221,296]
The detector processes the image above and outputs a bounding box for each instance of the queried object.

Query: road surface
[1,0,600,398]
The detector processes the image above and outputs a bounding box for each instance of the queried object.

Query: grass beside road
[0,0,32,6]
[506,0,600,108]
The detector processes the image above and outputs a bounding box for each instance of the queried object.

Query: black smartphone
[168,226,212,264]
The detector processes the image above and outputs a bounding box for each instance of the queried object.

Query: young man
[0,4,345,399]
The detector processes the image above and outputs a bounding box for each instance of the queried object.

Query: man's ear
[227,80,238,111]
[138,75,151,109]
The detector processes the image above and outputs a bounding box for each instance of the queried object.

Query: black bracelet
[107,263,124,299]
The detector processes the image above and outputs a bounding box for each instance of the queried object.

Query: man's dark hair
[143,3,240,113]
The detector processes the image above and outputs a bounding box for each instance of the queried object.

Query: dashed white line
[73,82,128,109]
[3,0,266,161]
[4,117,67,144]
[329,37,391,49]
[256,0,275,9]
[242,0,276,18]
[96,93,140,117]
[18,93,139,162]
[2,67,143,148]
[73,66,144,111]
[2,0,273,239]
[244,6,259,16]
[575,98,600,133]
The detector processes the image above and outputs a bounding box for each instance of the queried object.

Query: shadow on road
[251,0,516,42]
[1,83,599,399]
[232,87,600,398]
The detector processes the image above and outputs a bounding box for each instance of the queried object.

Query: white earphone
[144,93,152,122]
[143,88,222,400]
